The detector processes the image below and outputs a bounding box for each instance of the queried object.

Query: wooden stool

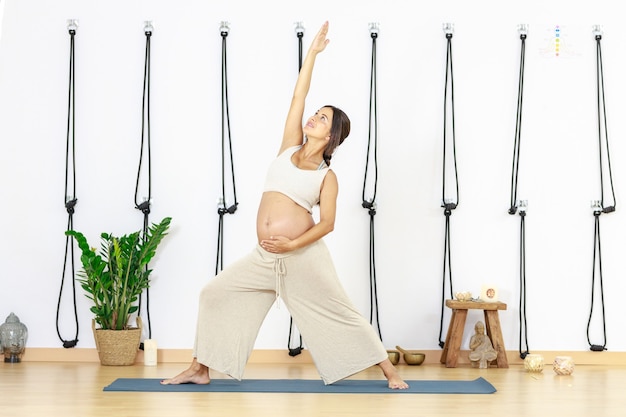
[440,299,508,368]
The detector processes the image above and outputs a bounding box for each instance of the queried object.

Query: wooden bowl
[387,350,400,365]
[403,352,426,365]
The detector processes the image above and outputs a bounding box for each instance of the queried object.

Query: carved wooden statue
[468,321,497,369]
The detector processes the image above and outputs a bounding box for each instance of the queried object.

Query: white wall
[1,0,625,354]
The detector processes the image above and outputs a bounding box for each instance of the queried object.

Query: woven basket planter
[92,317,142,366]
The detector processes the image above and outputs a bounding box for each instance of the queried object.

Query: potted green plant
[65,216,172,365]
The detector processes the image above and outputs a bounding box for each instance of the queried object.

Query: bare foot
[160,358,210,385]
[378,359,409,390]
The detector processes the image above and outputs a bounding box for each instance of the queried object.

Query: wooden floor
[1,360,624,417]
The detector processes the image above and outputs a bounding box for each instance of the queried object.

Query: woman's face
[303,107,333,140]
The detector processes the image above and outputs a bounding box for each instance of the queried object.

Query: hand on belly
[259,235,293,254]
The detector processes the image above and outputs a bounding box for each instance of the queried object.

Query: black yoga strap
[587,28,615,352]
[593,30,616,213]
[361,24,382,340]
[215,22,239,275]
[589,208,607,351]
[133,23,153,341]
[517,208,529,358]
[55,21,80,349]
[509,27,530,359]
[509,28,526,216]
[287,23,305,357]
[437,26,459,348]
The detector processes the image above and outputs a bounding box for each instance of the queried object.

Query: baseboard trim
[19,348,626,366]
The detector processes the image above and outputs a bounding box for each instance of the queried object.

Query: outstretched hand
[310,21,330,54]
[280,20,331,152]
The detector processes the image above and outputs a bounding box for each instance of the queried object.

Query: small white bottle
[144,339,157,366]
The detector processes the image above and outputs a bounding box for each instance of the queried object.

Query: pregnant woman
[162,21,407,390]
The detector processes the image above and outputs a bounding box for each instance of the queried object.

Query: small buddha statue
[468,321,497,369]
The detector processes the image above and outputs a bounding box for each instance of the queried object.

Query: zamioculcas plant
[66,217,172,330]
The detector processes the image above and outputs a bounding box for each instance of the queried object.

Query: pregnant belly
[256,192,314,241]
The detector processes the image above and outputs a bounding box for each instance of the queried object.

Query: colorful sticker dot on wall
[555,26,560,57]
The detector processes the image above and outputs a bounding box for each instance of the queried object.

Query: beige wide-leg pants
[193,240,388,385]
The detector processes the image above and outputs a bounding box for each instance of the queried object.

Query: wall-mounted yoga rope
[55,19,80,349]
[133,21,154,342]
[508,24,530,359]
[587,25,616,352]
[286,22,306,357]
[361,22,382,340]
[215,21,239,275]
[437,23,459,349]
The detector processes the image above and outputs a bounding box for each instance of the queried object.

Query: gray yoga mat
[103,377,496,394]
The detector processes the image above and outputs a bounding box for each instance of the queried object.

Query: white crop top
[262,145,329,213]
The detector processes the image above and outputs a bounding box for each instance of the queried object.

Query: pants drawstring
[274,257,286,309]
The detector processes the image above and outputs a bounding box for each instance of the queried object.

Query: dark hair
[322,105,350,166]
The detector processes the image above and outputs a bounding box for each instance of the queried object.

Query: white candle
[144,339,157,366]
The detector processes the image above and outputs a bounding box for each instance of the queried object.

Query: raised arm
[279,21,330,154]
